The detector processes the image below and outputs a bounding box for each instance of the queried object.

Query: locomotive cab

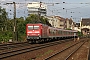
[26,24,41,40]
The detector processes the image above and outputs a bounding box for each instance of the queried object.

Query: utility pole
[6,2,17,41]
[13,2,18,41]
[37,2,41,23]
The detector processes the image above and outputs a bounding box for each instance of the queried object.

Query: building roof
[54,16,66,21]
[81,18,90,26]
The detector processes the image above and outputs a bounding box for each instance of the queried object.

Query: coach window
[57,30,59,34]
[54,30,57,34]
[71,32,72,35]
[58,30,60,34]
[60,31,62,34]
[64,31,65,35]
[70,32,71,35]
[64,31,65,34]
[61,31,63,34]
[52,30,54,34]
[49,29,50,33]
[66,31,67,34]
[72,32,73,35]
[66,31,67,35]
[59,31,60,34]
[49,29,51,34]
[49,29,52,34]
[28,26,33,30]
[34,26,39,29]
[50,29,52,34]
[68,32,70,35]
[65,31,66,35]
[58,30,59,33]
[67,32,68,35]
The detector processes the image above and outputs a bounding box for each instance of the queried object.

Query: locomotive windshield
[28,26,33,30]
[34,26,39,29]
[28,26,39,30]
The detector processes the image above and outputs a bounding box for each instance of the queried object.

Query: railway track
[44,40,86,60]
[0,39,72,59]
[0,39,73,51]
[87,47,90,60]
[88,43,90,60]
[0,42,30,50]
[64,41,86,60]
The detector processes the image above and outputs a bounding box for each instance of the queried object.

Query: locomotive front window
[28,26,33,30]
[34,26,39,29]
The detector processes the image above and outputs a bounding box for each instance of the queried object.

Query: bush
[0,31,13,43]
[78,31,83,37]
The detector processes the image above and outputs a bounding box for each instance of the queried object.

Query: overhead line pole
[6,2,17,41]
[13,2,18,41]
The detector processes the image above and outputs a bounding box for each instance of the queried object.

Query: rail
[45,40,84,60]
[64,41,86,60]
[0,39,72,59]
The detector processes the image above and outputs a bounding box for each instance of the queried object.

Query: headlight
[27,34,29,35]
[27,36,28,38]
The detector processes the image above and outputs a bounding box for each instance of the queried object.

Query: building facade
[27,2,47,16]
[80,18,90,36]
[47,16,75,29]
[74,23,81,32]
[47,16,59,28]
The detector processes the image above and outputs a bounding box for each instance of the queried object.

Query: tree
[0,6,8,31]
[26,14,40,24]
[26,14,51,26]
[40,16,52,26]
[7,19,13,31]
[16,17,26,41]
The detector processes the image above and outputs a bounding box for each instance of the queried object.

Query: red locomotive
[26,23,78,43]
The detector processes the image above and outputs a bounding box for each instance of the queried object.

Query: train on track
[26,23,78,43]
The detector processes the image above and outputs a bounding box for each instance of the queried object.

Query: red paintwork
[26,23,41,36]
[26,23,78,39]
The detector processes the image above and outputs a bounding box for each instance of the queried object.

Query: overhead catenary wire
[0,1,90,22]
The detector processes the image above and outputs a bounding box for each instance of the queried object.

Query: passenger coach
[26,23,78,43]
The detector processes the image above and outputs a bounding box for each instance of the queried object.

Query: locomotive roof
[27,23,42,25]
[27,23,48,26]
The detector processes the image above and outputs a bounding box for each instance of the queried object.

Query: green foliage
[25,14,51,26]
[26,14,40,23]
[16,14,51,41]
[40,16,52,26]
[7,20,13,31]
[66,28,72,30]
[16,17,26,41]
[0,6,9,42]
[0,31,13,42]
[77,31,83,37]
[0,6,8,31]
[0,13,51,42]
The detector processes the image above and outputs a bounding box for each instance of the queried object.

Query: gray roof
[81,18,90,26]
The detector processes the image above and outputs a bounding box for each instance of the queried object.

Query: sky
[0,0,90,22]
